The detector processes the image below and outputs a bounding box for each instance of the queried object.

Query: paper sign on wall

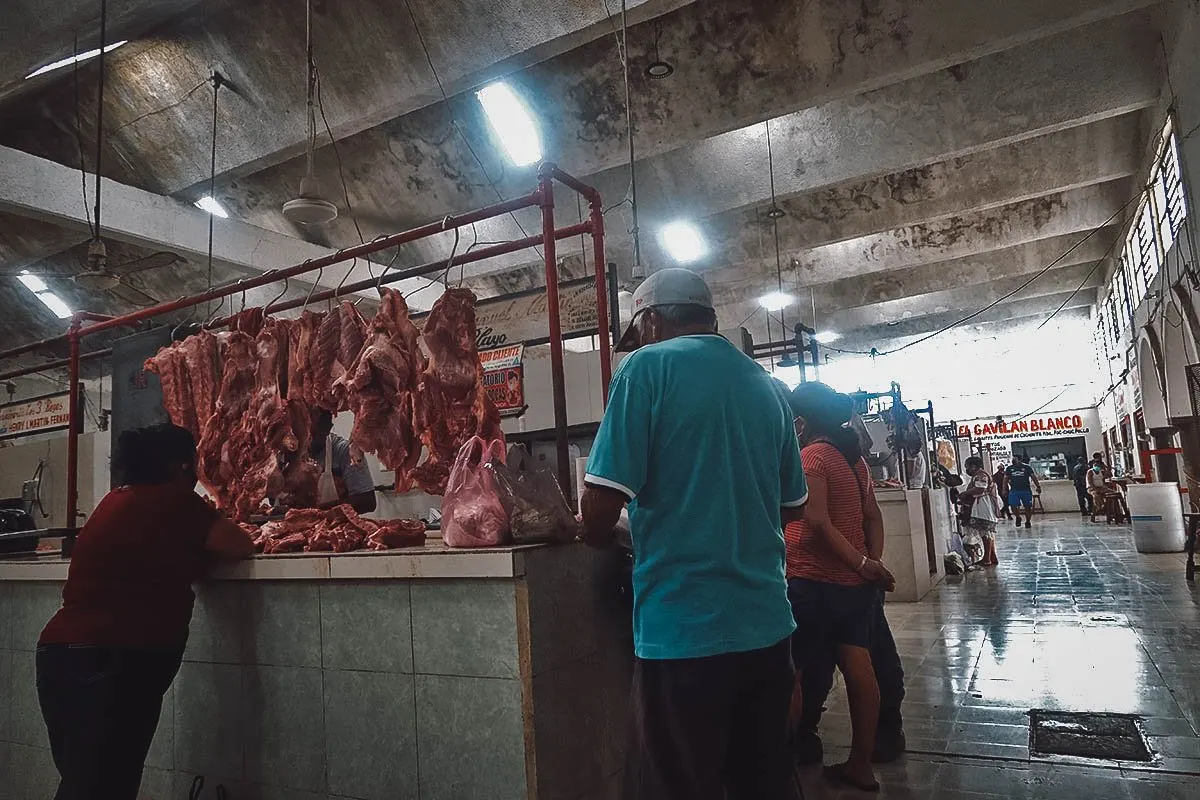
[480,344,526,417]
[0,391,71,440]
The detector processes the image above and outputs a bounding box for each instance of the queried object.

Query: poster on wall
[414,278,599,351]
[0,391,72,441]
[957,414,1090,441]
[480,344,526,417]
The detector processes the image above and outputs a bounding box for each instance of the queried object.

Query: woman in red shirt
[786,383,895,792]
[37,423,255,800]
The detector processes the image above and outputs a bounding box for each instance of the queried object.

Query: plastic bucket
[1126,482,1185,553]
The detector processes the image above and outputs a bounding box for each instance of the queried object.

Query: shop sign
[957,414,1089,441]
[0,391,71,440]
[480,344,526,417]
[414,278,599,351]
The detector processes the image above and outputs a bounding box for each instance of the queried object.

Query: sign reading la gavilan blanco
[0,391,72,440]
[958,414,1089,441]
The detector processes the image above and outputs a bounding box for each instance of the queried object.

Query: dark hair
[965,456,983,472]
[790,382,861,462]
[112,423,196,486]
[651,303,718,331]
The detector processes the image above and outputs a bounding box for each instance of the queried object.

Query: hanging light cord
[766,120,785,334]
[206,72,222,313]
[92,0,108,240]
[619,0,642,273]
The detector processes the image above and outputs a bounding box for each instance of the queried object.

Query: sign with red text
[480,344,526,417]
[0,391,71,440]
[958,414,1089,441]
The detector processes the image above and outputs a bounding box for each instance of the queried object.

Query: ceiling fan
[2,244,184,307]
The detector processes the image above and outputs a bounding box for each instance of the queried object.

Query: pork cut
[144,343,198,437]
[195,331,258,511]
[248,504,426,553]
[409,288,504,494]
[311,302,367,411]
[336,288,425,486]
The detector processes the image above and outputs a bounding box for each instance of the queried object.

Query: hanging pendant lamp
[283,0,338,225]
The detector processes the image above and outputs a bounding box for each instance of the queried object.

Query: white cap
[615,268,714,351]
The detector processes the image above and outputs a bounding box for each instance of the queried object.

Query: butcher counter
[0,542,632,800]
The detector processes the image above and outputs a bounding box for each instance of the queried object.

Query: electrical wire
[72,34,94,239]
[205,73,221,316]
[1011,386,1072,424]
[400,0,543,264]
[93,0,108,239]
[113,78,209,134]
[827,187,1148,358]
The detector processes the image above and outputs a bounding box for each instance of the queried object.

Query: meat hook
[264,275,290,315]
[301,262,322,312]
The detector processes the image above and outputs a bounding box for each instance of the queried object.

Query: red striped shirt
[785,442,871,586]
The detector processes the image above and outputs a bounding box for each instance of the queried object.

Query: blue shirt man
[580,268,807,800]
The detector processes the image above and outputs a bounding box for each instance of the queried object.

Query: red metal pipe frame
[7,166,609,530]
[0,349,112,382]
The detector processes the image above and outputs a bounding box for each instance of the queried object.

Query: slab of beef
[409,288,504,494]
[144,343,198,437]
[144,329,223,442]
[311,302,367,411]
[231,307,265,338]
[286,310,324,404]
[196,331,258,507]
[337,288,425,485]
[366,518,427,550]
[237,319,298,519]
[248,505,425,553]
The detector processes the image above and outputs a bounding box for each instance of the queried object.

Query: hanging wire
[72,33,94,239]
[205,72,222,316]
[92,0,108,240]
[765,120,786,335]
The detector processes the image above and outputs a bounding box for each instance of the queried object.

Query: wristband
[859,555,868,572]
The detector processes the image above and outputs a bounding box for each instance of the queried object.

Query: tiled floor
[800,514,1200,799]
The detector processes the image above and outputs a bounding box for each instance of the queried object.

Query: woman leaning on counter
[36,423,255,800]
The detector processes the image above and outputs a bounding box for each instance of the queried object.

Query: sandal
[824,761,880,793]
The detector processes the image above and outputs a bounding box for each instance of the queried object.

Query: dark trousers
[36,643,184,800]
[1075,483,1094,514]
[624,638,800,800]
[799,594,906,733]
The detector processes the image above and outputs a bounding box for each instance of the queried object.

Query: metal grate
[1045,549,1085,556]
[1029,711,1153,762]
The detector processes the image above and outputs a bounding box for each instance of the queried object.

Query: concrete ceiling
[0,0,1173,382]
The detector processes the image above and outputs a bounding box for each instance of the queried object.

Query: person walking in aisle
[993,463,1013,520]
[36,424,255,800]
[963,457,1001,566]
[1005,453,1041,529]
[1072,456,1094,517]
[579,268,808,800]
[786,382,896,793]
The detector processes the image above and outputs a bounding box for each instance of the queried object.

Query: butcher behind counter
[300,409,377,514]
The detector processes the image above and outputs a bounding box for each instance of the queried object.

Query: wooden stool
[1033,493,1046,515]
[1103,493,1127,524]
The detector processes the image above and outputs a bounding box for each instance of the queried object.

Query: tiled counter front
[0,544,633,800]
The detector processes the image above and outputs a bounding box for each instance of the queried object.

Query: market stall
[0,165,633,799]
[956,409,1103,514]
[850,384,947,602]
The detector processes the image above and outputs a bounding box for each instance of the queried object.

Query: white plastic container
[1126,482,1186,553]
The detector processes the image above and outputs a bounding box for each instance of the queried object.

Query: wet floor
[801,514,1200,799]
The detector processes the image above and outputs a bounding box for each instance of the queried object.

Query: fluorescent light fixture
[16,270,72,319]
[758,291,794,312]
[37,291,74,319]
[17,271,48,293]
[813,331,841,344]
[476,82,542,167]
[659,221,707,263]
[26,41,128,80]
[194,196,229,218]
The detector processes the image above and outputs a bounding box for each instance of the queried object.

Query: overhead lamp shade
[283,175,338,225]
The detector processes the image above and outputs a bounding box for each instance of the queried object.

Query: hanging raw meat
[287,310,324,404]
[311,301,367,411]
[144,343,198,438]
[237,319,297,519]
[409,288,504,494]
[336,288,425,486]
[195,331,258,510]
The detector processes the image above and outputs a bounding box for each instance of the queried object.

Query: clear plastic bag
[490,461,577,543]
[441,436,510,548]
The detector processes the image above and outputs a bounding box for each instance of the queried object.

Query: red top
[40,483,217,647]
[785,442,872,586]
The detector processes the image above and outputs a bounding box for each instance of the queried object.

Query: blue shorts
[787,578,878,670]
[1009,490,1034,508]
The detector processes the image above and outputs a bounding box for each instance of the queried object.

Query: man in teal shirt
[581,268,807,800]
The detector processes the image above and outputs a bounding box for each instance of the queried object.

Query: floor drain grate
[1029,711,1153,761]
[1045,549,1085,556]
